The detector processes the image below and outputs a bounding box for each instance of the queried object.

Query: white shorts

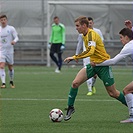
[0,53,14,65]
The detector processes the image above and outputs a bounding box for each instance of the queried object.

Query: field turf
[0,65,133,133]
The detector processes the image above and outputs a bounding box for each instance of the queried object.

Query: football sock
[86,78,92,92]
[117,92,127,106]
[68,87,78,106]
[125,93,133,116]
[8,69,14,81]
[0,69,6,84]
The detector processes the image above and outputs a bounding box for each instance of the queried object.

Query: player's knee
[72,80,79,88]
[123,89,128,95]
[108,91,118,98]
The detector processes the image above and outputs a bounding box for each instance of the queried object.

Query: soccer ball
[49,108,64,122]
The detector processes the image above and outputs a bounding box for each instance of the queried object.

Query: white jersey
[0,25,19,54]
[96,40,133,66]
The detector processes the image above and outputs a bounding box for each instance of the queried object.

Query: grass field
[0,65,133,133]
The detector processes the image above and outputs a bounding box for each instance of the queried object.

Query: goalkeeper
[48,16,65,73]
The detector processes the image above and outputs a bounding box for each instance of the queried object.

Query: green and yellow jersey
[73,29,110,63]
[49,23,65,44]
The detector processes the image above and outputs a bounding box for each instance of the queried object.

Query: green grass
[0,66,133,133]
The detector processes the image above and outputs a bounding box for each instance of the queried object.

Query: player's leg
[0,62,6,88]
[120,82,133,123]
[57,52,62,71]
[8,64,15,88]
[106,84,127,106]
[64,67,88,121]
[86,76,97,95]
[97,66,127,106]
[50,44,59,71]
[64,64,95,121]
[83,58,97,95]
[7,54,15,88]
[56,44,63,72]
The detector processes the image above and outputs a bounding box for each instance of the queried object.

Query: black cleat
[1,83,6,89]
[64,106,75,121]
[10,81,15,88]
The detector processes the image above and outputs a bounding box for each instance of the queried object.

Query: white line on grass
[0,98,117,102]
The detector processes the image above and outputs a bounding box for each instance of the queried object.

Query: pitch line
[0,98,116,102]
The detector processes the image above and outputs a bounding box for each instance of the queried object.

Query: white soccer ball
[49,108,64,122]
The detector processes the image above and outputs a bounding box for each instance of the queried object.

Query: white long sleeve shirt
[0,25,19,54]
[96,40,133,66]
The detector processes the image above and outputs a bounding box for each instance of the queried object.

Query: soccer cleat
[64,106,75,121]
[92,86,96,94]
[55,68,60,73]
[87,91,93,96]
[120,118,133,123]
[1,83,6,89]
[10,81,15,88]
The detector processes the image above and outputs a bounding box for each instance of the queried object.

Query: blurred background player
[48,16,65,73]
[75,17,104,96]
[0,14,19,88]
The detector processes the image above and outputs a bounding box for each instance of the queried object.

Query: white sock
[125,93,133,116]
[8,69,14,81]
[0,69,6,83]
[86,78,92,92]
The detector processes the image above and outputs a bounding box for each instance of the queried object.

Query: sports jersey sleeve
[61,24,65,44]
[96,46,130,66]
[73,31,96,60]
[12,27,19,43]
[73,43,95,59]
[49,25,54,43]
[75,34,83,55]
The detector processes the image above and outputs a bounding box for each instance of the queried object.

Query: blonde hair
[75,16,88,27]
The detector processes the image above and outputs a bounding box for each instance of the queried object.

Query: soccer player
[0,14,19,88]
[63,16,127,121]
[48,16,65,73]
[91,28,133,123]
[75,17,104,96]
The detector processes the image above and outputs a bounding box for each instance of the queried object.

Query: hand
[48,43,51,49]
[11,41,16,45]
[90,62,96,67]
[60,44,65,51]
[125,20,132,29]
[64,57,74,63]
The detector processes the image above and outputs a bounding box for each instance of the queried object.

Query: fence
[14,40,132,66]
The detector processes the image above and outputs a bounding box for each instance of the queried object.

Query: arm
[125,20,132,30]
[75,34,83,55]
[61,24,65,45]
[49,26,54,43]
[73,41,96,60]
[11,27,19,45]
[96,47,129,66]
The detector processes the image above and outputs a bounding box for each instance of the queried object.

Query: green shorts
[86,64,114,86]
